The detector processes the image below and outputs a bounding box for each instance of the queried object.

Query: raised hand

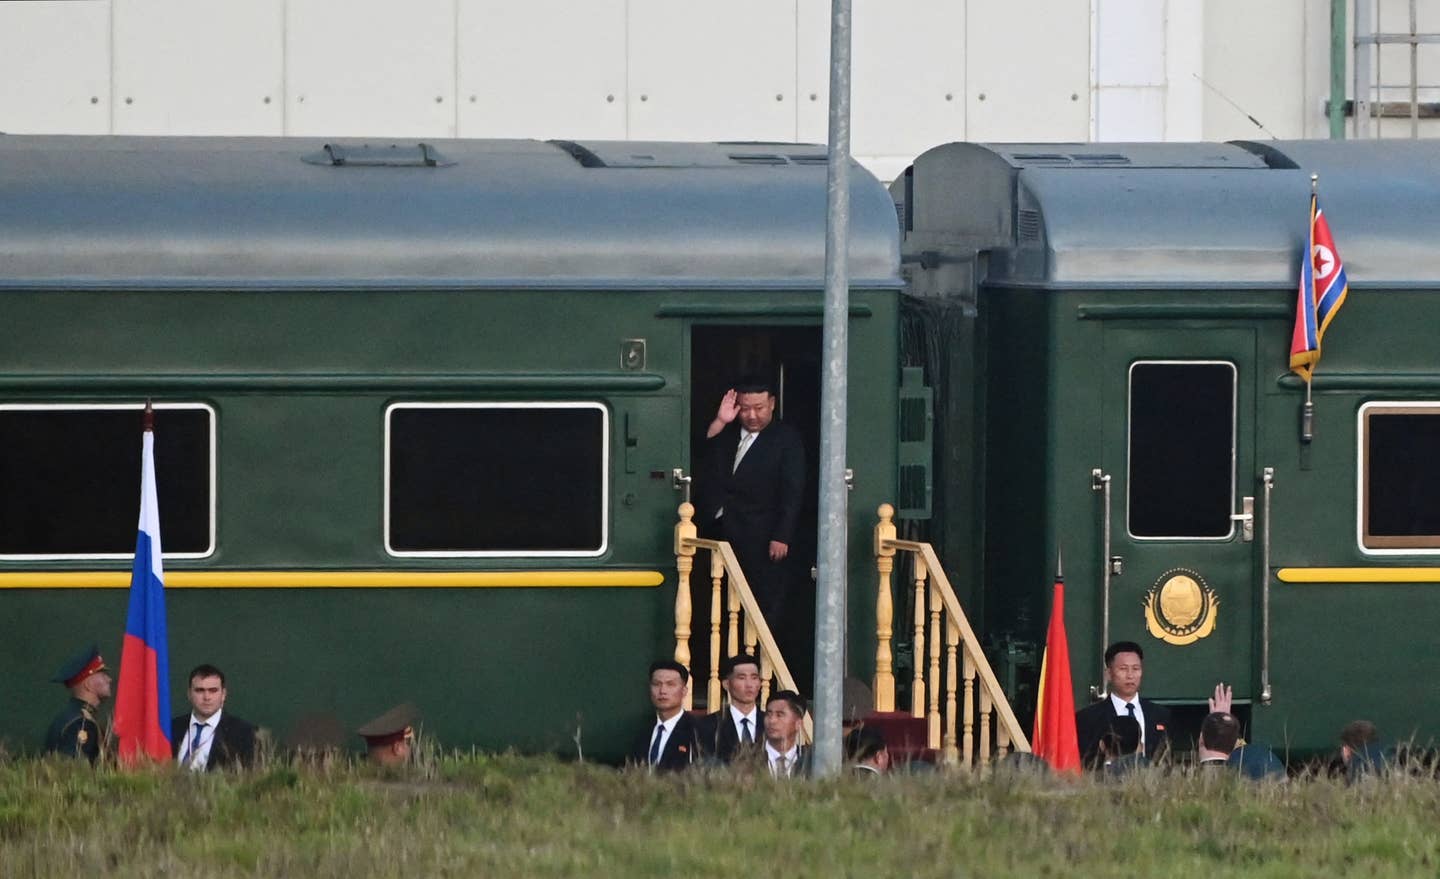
[716,389,739,424]
[1208,682,1233,714]
[707,389,739,438]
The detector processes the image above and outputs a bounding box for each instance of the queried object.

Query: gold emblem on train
[1143,568,1219,645]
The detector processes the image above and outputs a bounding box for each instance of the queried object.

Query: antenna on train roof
[1192,73,1279,140]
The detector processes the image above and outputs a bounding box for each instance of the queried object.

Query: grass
[2,753,1439,878]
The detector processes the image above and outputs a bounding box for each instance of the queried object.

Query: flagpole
[1300,174,1318,444]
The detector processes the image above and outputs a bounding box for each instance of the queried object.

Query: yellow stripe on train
[0,571,665,589]
[1277,568,1440,584]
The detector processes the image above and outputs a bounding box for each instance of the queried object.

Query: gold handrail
[674,503,811,740]
[873,504,1032,767]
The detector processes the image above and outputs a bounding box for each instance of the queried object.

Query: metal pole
[1355,0,1373,138]
[811,0,852,779]
[1329,0,1346,139]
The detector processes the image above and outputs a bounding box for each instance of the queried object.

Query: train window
[1360,403,1440,550]
[385,403,607,556]
[1127,362,1236,539]
[0,404,215,559]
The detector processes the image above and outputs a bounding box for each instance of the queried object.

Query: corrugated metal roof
[0,136,902,290]
[897,140,1440,291]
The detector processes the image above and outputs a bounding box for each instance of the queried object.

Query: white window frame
[1125,359,1238,542]
[0,402,217,561]
[383,401,610,558]
[1356,400,1440,556]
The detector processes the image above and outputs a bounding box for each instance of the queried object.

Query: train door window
[1359,402,1440,551]
[0,403,215,559]
[1126,361,1236,539]
[385,402,607,556]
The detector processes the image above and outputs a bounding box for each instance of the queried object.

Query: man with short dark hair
[171,663,257,771]
[762,689,810,778]
[1075,641,1172,766]
[1339,719,1384,781]
[1198,711,1241,766]
[630,660,700,772]
[44,645,111,764]
[697,379,805,629]
[696,653,764,764]
[844,725,890,776]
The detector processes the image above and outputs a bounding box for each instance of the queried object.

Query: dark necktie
[740,717,753,745]
[189,722,206,769]
[648,722,665,765]
[1126,703,1136,719]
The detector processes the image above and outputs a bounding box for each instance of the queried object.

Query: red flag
[1031,580,1081,774]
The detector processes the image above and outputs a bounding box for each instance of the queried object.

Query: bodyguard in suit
[1075,641,1171,766]
[761,690,811,778]
[43,645,111,764]
[171,664,257,771]
[696,653,764,765]
[630,660,700,772]
[696,380,806,628]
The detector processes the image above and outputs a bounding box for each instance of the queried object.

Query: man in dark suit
[1197,710,1240,768]
[697,379,806,629]
[696,653,764,765]
[630,660,700,772]
[171,664,257,771]
[1075,641,1171,767]
[761,690,811,778]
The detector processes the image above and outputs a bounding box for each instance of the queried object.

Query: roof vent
[729,153,788,166]
[1017,210,1042,242]
[302,142,453,168]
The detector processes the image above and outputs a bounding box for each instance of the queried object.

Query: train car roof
[0,135,902,290]
[896,139,1440,291]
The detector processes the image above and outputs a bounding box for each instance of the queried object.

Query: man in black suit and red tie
[172,664,257,771]
[630,660,700,772]
[1075,641,1172,767]
[697,379,806,630]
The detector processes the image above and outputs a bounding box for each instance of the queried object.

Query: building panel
[798,0,965,159]
[627,0,797,142]
[0,1,111,134]
[965,0,1090,141]
[113,0,283,135]
[1202,0,1305,139]
[458,0,626,139]
[286,0,455,137]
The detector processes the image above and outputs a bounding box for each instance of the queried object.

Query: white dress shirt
[1109,693,1145,751]
[766,741,800,777]
[729,704,760,745]
[649,711,683,765]
[178,708,223,771]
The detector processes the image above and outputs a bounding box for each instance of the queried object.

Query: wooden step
[855,711,939,764]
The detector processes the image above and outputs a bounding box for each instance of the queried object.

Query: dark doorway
[690,325,821,699]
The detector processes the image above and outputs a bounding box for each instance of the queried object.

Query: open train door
[1093,325,1264,720]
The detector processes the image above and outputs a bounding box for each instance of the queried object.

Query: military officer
[44,645,112,764]
[358,703,418,766]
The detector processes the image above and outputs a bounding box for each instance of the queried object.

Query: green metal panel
[896,367,933,519]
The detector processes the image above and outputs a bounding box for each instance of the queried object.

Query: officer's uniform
[358,703,418,763]
[43,645,107,764]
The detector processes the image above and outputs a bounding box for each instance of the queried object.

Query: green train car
[896,139,1440,755]
[0,136,903,760]
[7,134,1439,762]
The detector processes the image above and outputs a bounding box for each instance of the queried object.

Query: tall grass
[1,752,1437,878]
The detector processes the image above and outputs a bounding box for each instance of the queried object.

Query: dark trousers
[705,515,789,635]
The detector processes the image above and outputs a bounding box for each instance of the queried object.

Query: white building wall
[1,0,1434,181]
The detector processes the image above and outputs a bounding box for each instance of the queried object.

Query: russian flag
[114,406,173,765]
